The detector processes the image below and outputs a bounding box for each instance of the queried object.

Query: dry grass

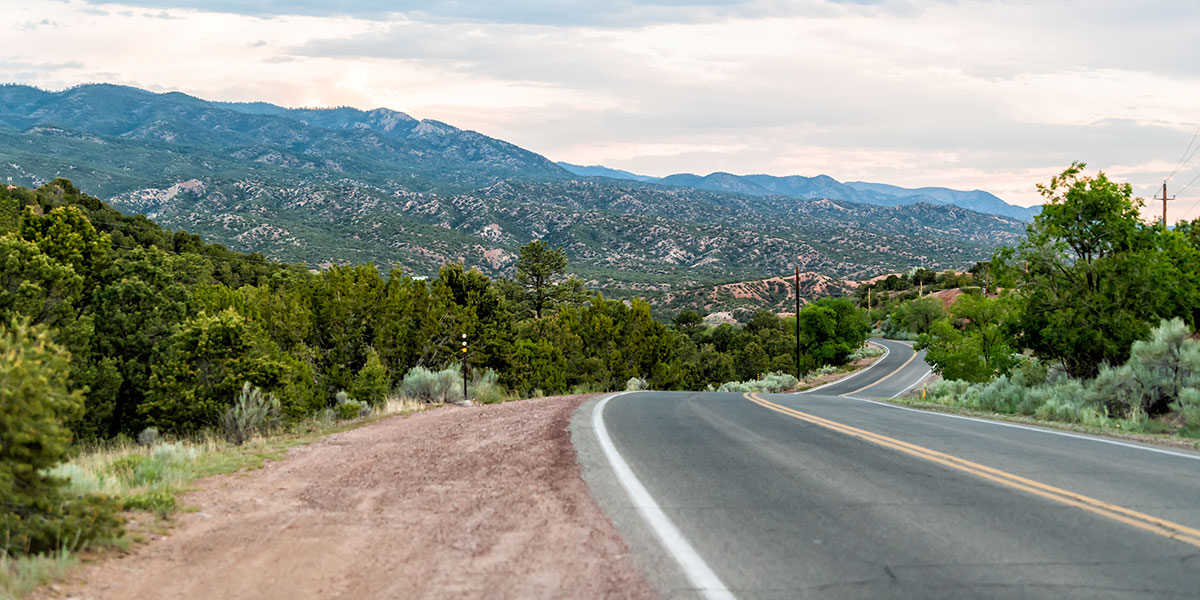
[0,549,74,600]
[5,399,434,599]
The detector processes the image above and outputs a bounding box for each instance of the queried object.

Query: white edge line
[890,367,933,399]
[841,394,1200,462]
[802,340,892,394]
[592,392,736,600]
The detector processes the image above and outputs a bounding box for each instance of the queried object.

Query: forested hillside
[1,177,875,560]
[0,84,1026,312]
[1,178,871,440]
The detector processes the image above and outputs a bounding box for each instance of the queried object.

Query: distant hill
[0,83,1028,312]
[555,162,656,182]
[556,163,1040,221]
[843,181,1040,221]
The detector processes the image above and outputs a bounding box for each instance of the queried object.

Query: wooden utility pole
[794,266,801,378]
[1163,182,1171,230]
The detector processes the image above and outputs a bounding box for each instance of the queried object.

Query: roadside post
[461,333,468,401]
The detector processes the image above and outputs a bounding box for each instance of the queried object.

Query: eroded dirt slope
[54,396,653,600]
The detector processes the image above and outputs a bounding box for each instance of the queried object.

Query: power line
[1176,167,1200,197]
[1168,126,1200,180]
[1173,170,1200,222]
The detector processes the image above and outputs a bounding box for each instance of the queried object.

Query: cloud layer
[11,0,1200,213]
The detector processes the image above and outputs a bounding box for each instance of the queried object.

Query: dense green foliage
[880,164,1200,432]
[0,178,876,560]
[927,319,1200,436]
[919,294,1017,383]
[0,178,871,432]
[0,319,122,555]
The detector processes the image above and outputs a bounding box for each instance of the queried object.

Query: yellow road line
[842,345,918,396]
[744,392,1200,549]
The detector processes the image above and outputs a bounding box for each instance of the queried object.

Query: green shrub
[470,369,506,404]
[849,345,884,361]
[350,349,389,407]
[925,378,970,402]
[143,309,317,432]
[400,366,440,402]
[121,489,176,515]
[400,365,463,403]
[0,319,122,556]
[807,365,839,380]
[1171,388,1200,429]
[220,382,281,445]
[717,372,799,393]
[333,390,369,420]
[436,367,464,403]
[136,427,160,447]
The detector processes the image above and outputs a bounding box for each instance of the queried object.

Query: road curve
[807,337,929,399]
[576,345,1200,599]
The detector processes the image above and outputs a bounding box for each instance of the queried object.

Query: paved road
[576,342,1200,599]
[806,337,929,399]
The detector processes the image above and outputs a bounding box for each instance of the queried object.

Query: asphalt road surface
[576,340,1200,599]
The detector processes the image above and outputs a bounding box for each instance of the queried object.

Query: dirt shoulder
[51,396,654,600]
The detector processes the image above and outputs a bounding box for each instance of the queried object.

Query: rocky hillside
[559,164,1040,221]
[0,84,1029,311]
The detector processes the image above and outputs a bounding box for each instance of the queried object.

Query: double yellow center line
[841,344,918,397]
[744,392,1200,549]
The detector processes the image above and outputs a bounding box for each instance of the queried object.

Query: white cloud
[6,0,1200,212]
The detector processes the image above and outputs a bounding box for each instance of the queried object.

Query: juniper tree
[516,240,567,319]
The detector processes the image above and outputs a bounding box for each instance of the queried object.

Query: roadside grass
[0,550,75,600]
[1,394,433,600]
[888,384,1200,452]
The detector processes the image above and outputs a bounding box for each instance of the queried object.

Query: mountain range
[557,163,1040,221]
[0,83,1029,313]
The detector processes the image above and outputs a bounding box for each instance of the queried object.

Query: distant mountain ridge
[0,83,570,190]
[557,162,1040,221]
[0,83,1028,312]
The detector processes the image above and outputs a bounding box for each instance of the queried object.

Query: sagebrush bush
[717,372,799,393]
[400,365,463,403]
[333,390,370,420]
[849,345,884,361]
[929,320,1200,432]
[470,369,506,404]
[401,366,440,402]
[220,382,281,445]
[436,367,464,403]
[625,377,649,392]
[136,427,159,447]
[1171,388,1200,428]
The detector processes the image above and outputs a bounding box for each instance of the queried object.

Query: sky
[3,0,1200,215]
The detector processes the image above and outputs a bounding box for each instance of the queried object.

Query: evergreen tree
[516,240,567,319]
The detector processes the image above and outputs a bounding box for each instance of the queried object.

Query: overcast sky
[4,0,1200,214]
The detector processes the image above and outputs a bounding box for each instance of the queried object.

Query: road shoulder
[47,395,654,600]
[571,394,705,600]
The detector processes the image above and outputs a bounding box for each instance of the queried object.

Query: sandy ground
[51,396,654,600]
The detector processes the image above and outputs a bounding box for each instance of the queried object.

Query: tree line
[2,179,872,440]
[870,163,1200,430]
[2,177,873,554]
